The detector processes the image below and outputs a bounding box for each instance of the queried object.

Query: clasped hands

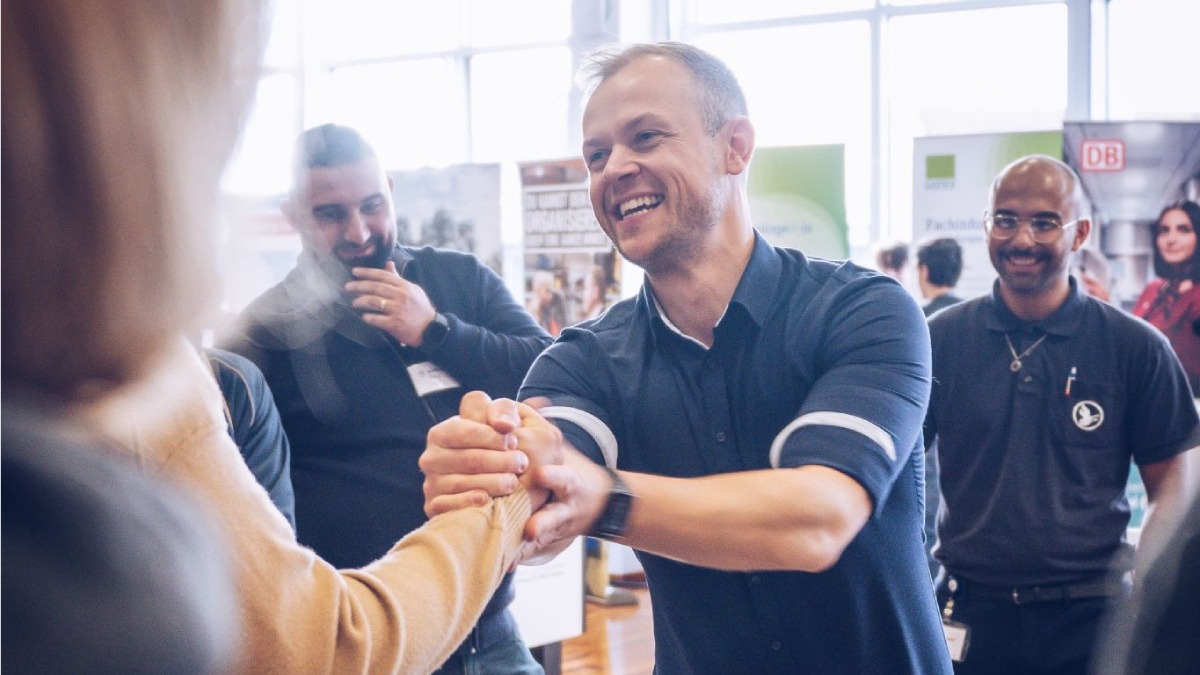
[421,391,610,565]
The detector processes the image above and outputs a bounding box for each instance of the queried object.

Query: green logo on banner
[926,155,955,180]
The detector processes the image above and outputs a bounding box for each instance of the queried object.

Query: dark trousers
[936,576,1121,675]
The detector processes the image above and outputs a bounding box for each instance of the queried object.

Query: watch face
[423,313,450,348]
[598,490,633,539]
[592,468,634,540]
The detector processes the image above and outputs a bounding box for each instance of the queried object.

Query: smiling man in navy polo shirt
[422,42,951,675]
[924,155,1199,674]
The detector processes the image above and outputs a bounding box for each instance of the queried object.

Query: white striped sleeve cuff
[539,406,619,469]
[769,411,896,468]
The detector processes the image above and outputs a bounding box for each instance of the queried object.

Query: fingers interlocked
[422,391,563,518]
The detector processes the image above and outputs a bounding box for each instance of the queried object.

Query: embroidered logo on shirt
[1072,400,1105,431]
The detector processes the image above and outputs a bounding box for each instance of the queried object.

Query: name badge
[406,361,460,397]
[942,619,970,662]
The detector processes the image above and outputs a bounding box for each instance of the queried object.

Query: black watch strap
[419,312,450,352]
[590,466,634,541]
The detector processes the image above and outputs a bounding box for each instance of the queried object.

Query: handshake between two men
[421,391,614,567]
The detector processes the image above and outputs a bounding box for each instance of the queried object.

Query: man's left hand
[347,260,437,346]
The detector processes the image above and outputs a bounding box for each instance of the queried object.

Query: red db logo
[1080,140,1125,172]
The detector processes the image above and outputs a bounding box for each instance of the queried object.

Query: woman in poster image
[1132,200,1200,393]
[529,270,568,336]
[578,264,610,323]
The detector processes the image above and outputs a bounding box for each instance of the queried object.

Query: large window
[221,0,302,196]
[221,0,1199,255]
[674,0,1078,253]
[673,0,1198,253]
[885,3,1069,245]
[224,0,575,193]
[1105,0,1200,120]
[327,58,470,169]
[469,46,574,164]
[216,0,578,317]
[686,0,873,23]
[694,21,872,246]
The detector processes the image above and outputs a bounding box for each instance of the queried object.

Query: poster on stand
[912,131,1063,300]
[520,158,623,337]
[747,145,848,260]
[1062,122,1200,308]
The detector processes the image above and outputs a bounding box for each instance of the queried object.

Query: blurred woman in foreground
[2,1,538,672]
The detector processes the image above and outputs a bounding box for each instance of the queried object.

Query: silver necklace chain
[1005,333,1048,372]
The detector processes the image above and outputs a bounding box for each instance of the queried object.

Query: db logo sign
[1080,140,1125,172]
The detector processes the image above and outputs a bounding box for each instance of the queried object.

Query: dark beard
[335,236,394,271]
[310,238,394,304]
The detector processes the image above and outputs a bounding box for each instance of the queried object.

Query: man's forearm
[609,466,871,573]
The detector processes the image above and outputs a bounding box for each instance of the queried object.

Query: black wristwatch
[590,466,634,541]
[419,312,450,352]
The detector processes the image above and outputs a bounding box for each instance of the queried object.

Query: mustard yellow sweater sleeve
[82,341,531,674]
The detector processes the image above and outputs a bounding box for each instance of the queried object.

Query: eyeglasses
[983,212,1080,243]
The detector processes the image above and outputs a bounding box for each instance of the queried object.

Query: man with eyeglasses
[923,154,1199,674]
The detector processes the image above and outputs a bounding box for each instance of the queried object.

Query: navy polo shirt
[204,347,296,530]
[522,234,951,675]
[925,278,1200,587]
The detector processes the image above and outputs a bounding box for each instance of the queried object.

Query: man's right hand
[421,391,563,518]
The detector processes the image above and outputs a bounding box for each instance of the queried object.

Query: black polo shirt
[522,234,951,675]
[925,278,1199,587]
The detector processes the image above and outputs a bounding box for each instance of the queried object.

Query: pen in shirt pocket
[1065,366,1077,397]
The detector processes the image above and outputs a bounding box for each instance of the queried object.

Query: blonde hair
[2,0,267,400]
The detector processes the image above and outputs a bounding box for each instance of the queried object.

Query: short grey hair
[577,41,748,136]
[291,124,378,192]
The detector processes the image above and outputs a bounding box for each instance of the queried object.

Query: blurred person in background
[1092,486,1200,675]
[1073,247,1113,303]
[876,240,911,283]
[1,0,556,672]
[578,264,612,322]
[528,269,569,336]
[916,237,965,317]
[1132,200,1200,394]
